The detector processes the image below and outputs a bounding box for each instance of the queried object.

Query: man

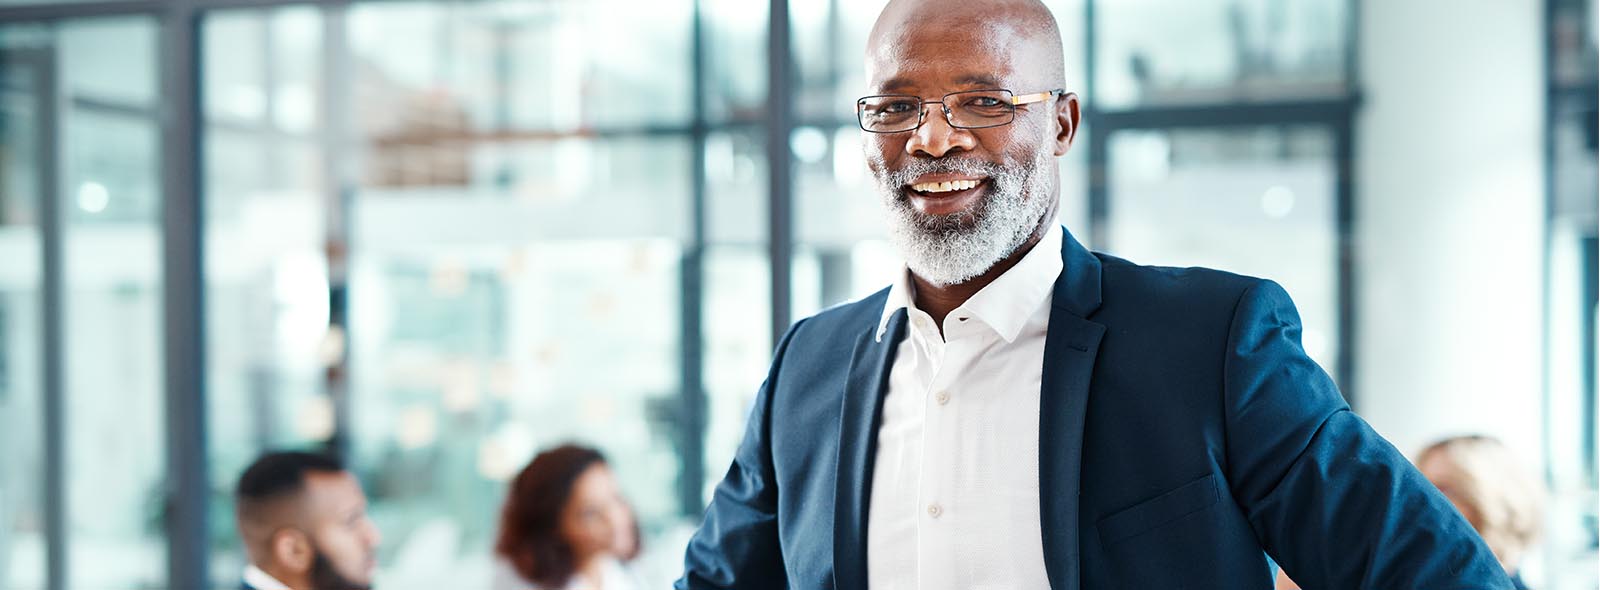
[678,0,1512,588]
[235,451,381,590]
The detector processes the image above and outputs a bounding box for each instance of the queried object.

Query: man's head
[235,452,381,590]
[863,0,1080,286]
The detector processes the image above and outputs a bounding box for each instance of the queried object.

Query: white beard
[873,150,1055,287]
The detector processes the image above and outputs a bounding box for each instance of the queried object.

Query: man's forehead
[866,29,1032,92]
[866,0,1063,90]
[303,471,365,513]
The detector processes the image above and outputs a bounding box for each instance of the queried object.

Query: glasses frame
[855,88,1065,134]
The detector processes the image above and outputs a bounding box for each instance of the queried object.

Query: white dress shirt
[866,224,1062,590]
[243,565,293,590]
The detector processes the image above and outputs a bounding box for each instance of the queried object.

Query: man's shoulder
[783,286,892,347]
[1094,251,1270,308]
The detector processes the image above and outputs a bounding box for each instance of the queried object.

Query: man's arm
[676,320,805,589]
[1221,280,1511,589]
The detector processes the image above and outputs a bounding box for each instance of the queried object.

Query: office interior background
[0,0,1594,588]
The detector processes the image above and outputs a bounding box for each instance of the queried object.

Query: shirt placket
[918,317,965,589]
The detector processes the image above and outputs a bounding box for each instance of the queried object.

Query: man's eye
[881,101,917,113]
[967,97,1003,107]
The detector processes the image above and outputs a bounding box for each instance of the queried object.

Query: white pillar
[1355,0,1546,470]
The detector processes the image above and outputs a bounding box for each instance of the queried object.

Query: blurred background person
[1418,435,1546,589]
[494,444,643,590]
[235,451,383,590]
[1277,434,1546,589]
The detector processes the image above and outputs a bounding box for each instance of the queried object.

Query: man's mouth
[901,174,990,217]
[909,178,983,194]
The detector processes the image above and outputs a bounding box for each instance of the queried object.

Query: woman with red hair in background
[493,444,644,590]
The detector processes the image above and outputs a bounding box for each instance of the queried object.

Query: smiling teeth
[912,179,981,193]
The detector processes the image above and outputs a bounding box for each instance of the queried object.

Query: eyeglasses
[855,88,1065,134]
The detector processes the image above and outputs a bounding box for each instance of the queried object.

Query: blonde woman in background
[1416,436,1544,589]
[1277,435,1544,589]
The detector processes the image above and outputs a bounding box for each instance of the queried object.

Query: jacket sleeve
[1222,280,1512,589]
[676,320,805,589]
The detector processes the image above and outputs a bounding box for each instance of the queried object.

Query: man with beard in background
[235,451,381,590]
[678,0,1511,588]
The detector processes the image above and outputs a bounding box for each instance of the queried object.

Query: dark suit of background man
[235,452,382,590]
[678,0,1512,587]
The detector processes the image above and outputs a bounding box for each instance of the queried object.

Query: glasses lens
[946,90,1014,128]
[858,96,922,132]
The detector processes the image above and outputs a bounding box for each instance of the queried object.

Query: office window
[1106,126,1340,377]
[57,16,167,590]
[0,27,47,590]
[702,0,766,123]
[1543,1,1598,588]
[202,7,333,586]
[343,3,698,586]
[701,126,772,506]
[1094,0,1348,109]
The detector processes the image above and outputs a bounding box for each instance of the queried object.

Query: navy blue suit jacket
[680,228,1510,589]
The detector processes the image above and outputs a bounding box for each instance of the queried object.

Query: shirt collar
[244,565,294,590]
[877,223,1063,343]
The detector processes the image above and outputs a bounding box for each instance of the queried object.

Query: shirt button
[927,503,943,518]
[935,391,951,405]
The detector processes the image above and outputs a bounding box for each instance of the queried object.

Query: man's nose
[905,104,976,158]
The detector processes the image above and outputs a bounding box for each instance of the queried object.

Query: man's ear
[1054,92,1081,156]
[271,528,315,573]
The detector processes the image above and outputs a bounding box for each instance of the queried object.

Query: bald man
[678,0,1511,588]
[235,452,381,590]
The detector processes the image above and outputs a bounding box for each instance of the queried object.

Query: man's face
[863,13,1076,286]
[301,471,381,589]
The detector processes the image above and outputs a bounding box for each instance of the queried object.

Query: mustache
[878,157,1009,189]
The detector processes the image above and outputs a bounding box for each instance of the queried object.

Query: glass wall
[1093,0,1348,108]
[201,6,333,584]
[342,3,695,587]
[0,16,167,590]
[1105,126,1340,375]
[0,26,47,590]
[57,17,166,590]
[1543,0,1598,587]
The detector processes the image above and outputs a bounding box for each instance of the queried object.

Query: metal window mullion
[676,0,710,518]
[319,1,353,461]
[1538,0,1559,492]
[31,41,68,590]
[1333,115,1357,405]
[159,4,210,589]
[1083,0,1106,250]
[766,0,793,348]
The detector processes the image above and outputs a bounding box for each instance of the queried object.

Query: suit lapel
[833,309,906,590]
[1039,229,1106,590]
